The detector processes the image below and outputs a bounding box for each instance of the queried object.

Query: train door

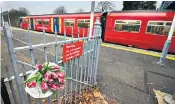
[53,17,59,33]
[30,18,34,30]
[19,17,23,28]
[100,12,108,41]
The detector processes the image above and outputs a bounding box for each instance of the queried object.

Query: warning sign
[62,41,83,62]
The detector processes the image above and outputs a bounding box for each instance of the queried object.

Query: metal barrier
[3,17,101,104]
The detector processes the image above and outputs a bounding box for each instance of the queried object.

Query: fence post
[93,17,101,85]
[3,22,25,104]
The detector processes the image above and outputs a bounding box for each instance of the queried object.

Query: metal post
[89,1,95,37]
[7,10,13,35]
[1,8,4,26]
[93,17,101,84]
[3,22,25,104]
[157,14,175,65]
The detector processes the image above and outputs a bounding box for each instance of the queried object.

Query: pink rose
[55,84,60,90]
[26,81,36,88]
[51,72,58,79]
[56,72,65,78]
[48,78,54,83]
[36,64,43,70]
[40,82,48,92]
[44,73,51,82]
[45,71,52,76]
[53,66,60,70]
[60,85,64,89]
[58,77,65,83]
[50,83,57,91]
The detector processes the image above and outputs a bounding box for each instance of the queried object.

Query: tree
[6,7,30,27]
[18,7,30,16]
[53,6,67,14]
[96,1,115,12]
[75,8,84,13]
[122,1,156,10]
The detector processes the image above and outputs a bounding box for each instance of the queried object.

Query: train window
[146,21,173,36]
[24,19,28,24]
[78,19,90,28]
[43,19,50,25]
[114,20,141,32]
[36,19,42,25]
[64,19,74,27]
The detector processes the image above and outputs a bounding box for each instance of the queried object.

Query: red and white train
[20,10,175,53]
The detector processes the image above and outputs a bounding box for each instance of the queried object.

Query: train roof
[21,10,175,18]
[109,10,175,13]
[108,10,175,17]
[25,12,102,16]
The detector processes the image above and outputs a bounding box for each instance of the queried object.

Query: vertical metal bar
[54,25,60,104]
[70,26,74,104]
[70,60,73,104]
[94,18,101,84]
[82,30,86,92]
[64,63,67,104]
[72,59,75,103]
[43,25,48,62]
[1,8,4,27]
[5,65,18,104]
[79,55,83,95]
[74,58,78,104]
[55,25,58,63]
[89,1,95,37]
[92,31,98,85]
[28,25,41,104]
[48,97,51,104]
[87,38,91,89]
[89,36,95,85]
[158,14,175,65]
[27,27,35,66]
[92,36,98,85]
[63,26,67,104]
[22,64,31,104]
[3,22,25,104]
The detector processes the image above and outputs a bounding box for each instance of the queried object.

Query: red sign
[62,41,83,62]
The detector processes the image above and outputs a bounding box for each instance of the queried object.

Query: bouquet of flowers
[23,62,69,98]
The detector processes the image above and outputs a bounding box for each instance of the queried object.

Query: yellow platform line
[101,43,175,60]
[11,27,175,61]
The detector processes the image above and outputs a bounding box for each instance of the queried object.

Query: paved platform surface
[1,28,175,104]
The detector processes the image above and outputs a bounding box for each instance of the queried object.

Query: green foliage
[122,1,157,10]
[23,75,38,84]
[2,7,30,27]
[65,76,71,79]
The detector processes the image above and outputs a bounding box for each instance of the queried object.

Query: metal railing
[3,17,102,104]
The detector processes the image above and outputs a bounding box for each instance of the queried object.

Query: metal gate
[3,17,101,104]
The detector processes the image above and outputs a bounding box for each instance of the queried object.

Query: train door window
[36,19,42,25]
[114,20,141,33]
[146,21,173,36]
[64,19,74,27]
[24,19,29,24]
[43,19,50,26]
[78,19,90,28]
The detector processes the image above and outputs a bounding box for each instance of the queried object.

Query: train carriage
[20,10,175,53]
[58,12,101,37]
[103,10,175,53]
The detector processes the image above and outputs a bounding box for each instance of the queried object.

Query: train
[20,10,175,53]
